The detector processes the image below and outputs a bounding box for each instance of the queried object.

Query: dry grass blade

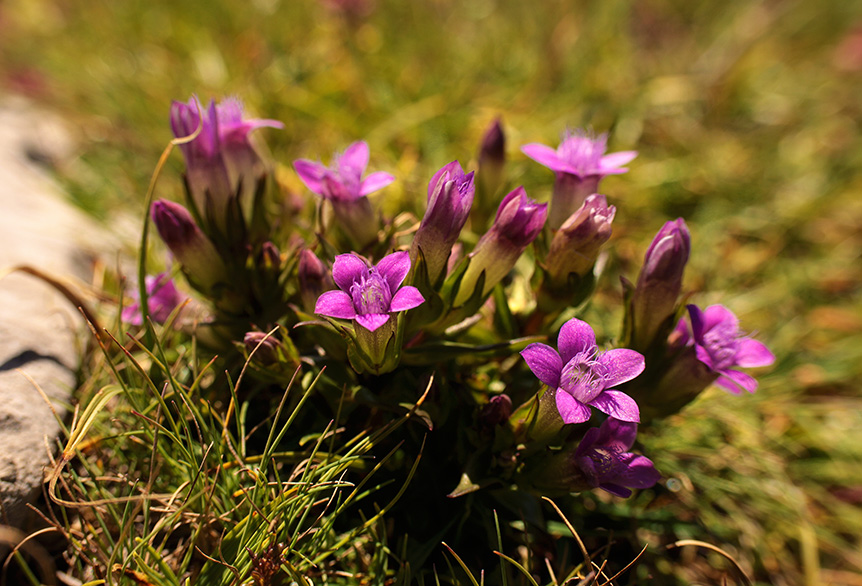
[667,540,753,586]
[542,497,592,572]
[0,525,58,586]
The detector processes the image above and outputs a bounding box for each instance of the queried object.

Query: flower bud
[298,249,334,313]
[474,118,506,226]
[243,331,283,366]
[151,199,229,295]
[544,194,615,289]
[628,218,690,352]
[453,187,547,306]
[478,394,513,430]
[411,161,475,286]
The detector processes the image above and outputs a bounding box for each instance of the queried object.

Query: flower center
[703,323,740,370]
[558,131,606,175]
[576,446,621,487]
[350,269,392,315]
[560,350,608,403]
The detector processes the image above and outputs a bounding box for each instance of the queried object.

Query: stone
[0,97,110,530]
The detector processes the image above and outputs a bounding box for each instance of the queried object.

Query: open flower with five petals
[675,304,775,394]
[314,251,425,332]
[521,318,644,424]
[573,417,661,498]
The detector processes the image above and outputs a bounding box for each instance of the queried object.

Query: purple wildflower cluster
[140,95,775,510]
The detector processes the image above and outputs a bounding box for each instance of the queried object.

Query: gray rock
[0,97,110,530]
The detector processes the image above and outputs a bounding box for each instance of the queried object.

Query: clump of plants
[46,96,774,585]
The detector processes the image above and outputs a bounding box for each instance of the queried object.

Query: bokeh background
[1,0,861,583]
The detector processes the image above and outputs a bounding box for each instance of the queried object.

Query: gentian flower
[453,187,547,306]
[629,218,691,352]
[544,193,616,289]
[294,141,395,248]
[676,304,775,394]
[522,130,636,230]
[314,251,424,332]
[171,96,282,226]
[573,417,661,498]
[411,161,475,286]
[521,318,644,424]
[121,273,185,326]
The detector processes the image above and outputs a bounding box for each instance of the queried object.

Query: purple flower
[314,251,425,332]
[629,218,691,351]
[122,273,185,326]
[676,304,775,394]
[411,161,475,285]
[522,130,636,230]
[453,187,547,306]
[171,96,282,222]
[521,318,644,424]
[294,141,394,247]
[574,417,661,498]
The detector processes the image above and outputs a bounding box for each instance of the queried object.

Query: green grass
[2,0,861,584]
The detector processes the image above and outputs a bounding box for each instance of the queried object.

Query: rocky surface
[0,97,109,530]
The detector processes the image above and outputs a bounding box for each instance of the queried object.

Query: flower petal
[520,343,562,389]
[314,290,356,319]
[341,141,370,175]
[293,159,327,195]
[557,318,597,363]
[360,171,396,196]
[599,150,637,171]
[597,417,638,452]
[616,453,661,489]
[332,253,368,292]
[521,143,568,173]
[716,369,758,394]
[589,390,640,423]
[555,389,592,424]
[375,250,411,292]
[389,286,425,312]
[597,349,645,388]
[735,338,775,368]
[427,160,462,199]
[598,483,632,498]
[701,304,739,333]
[355,313,390,331]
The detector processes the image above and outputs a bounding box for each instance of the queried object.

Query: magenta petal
[520,343,562,389]
[702,304,739,332]
[599,151,637,170]
[716,369,758,394]
[427,160,462,199]
[356,313,390,331]
[687,304,707,339]
[375,251,411,292]
[314,290,357,319]
[556,390,591,424]
[597,349,645,387]
[341,141,370,174]
[521,143,567,173]
[557,318,597,363]
[294,159,326,195]
[597,417,638,452]
[617,454,661,488]
[389,286,425,312]
[590,390,640,423]
[332,253,368,291]
[735,338,775,368]
[360,171,396,196]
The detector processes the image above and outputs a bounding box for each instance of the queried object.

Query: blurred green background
[1,0,861,583]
